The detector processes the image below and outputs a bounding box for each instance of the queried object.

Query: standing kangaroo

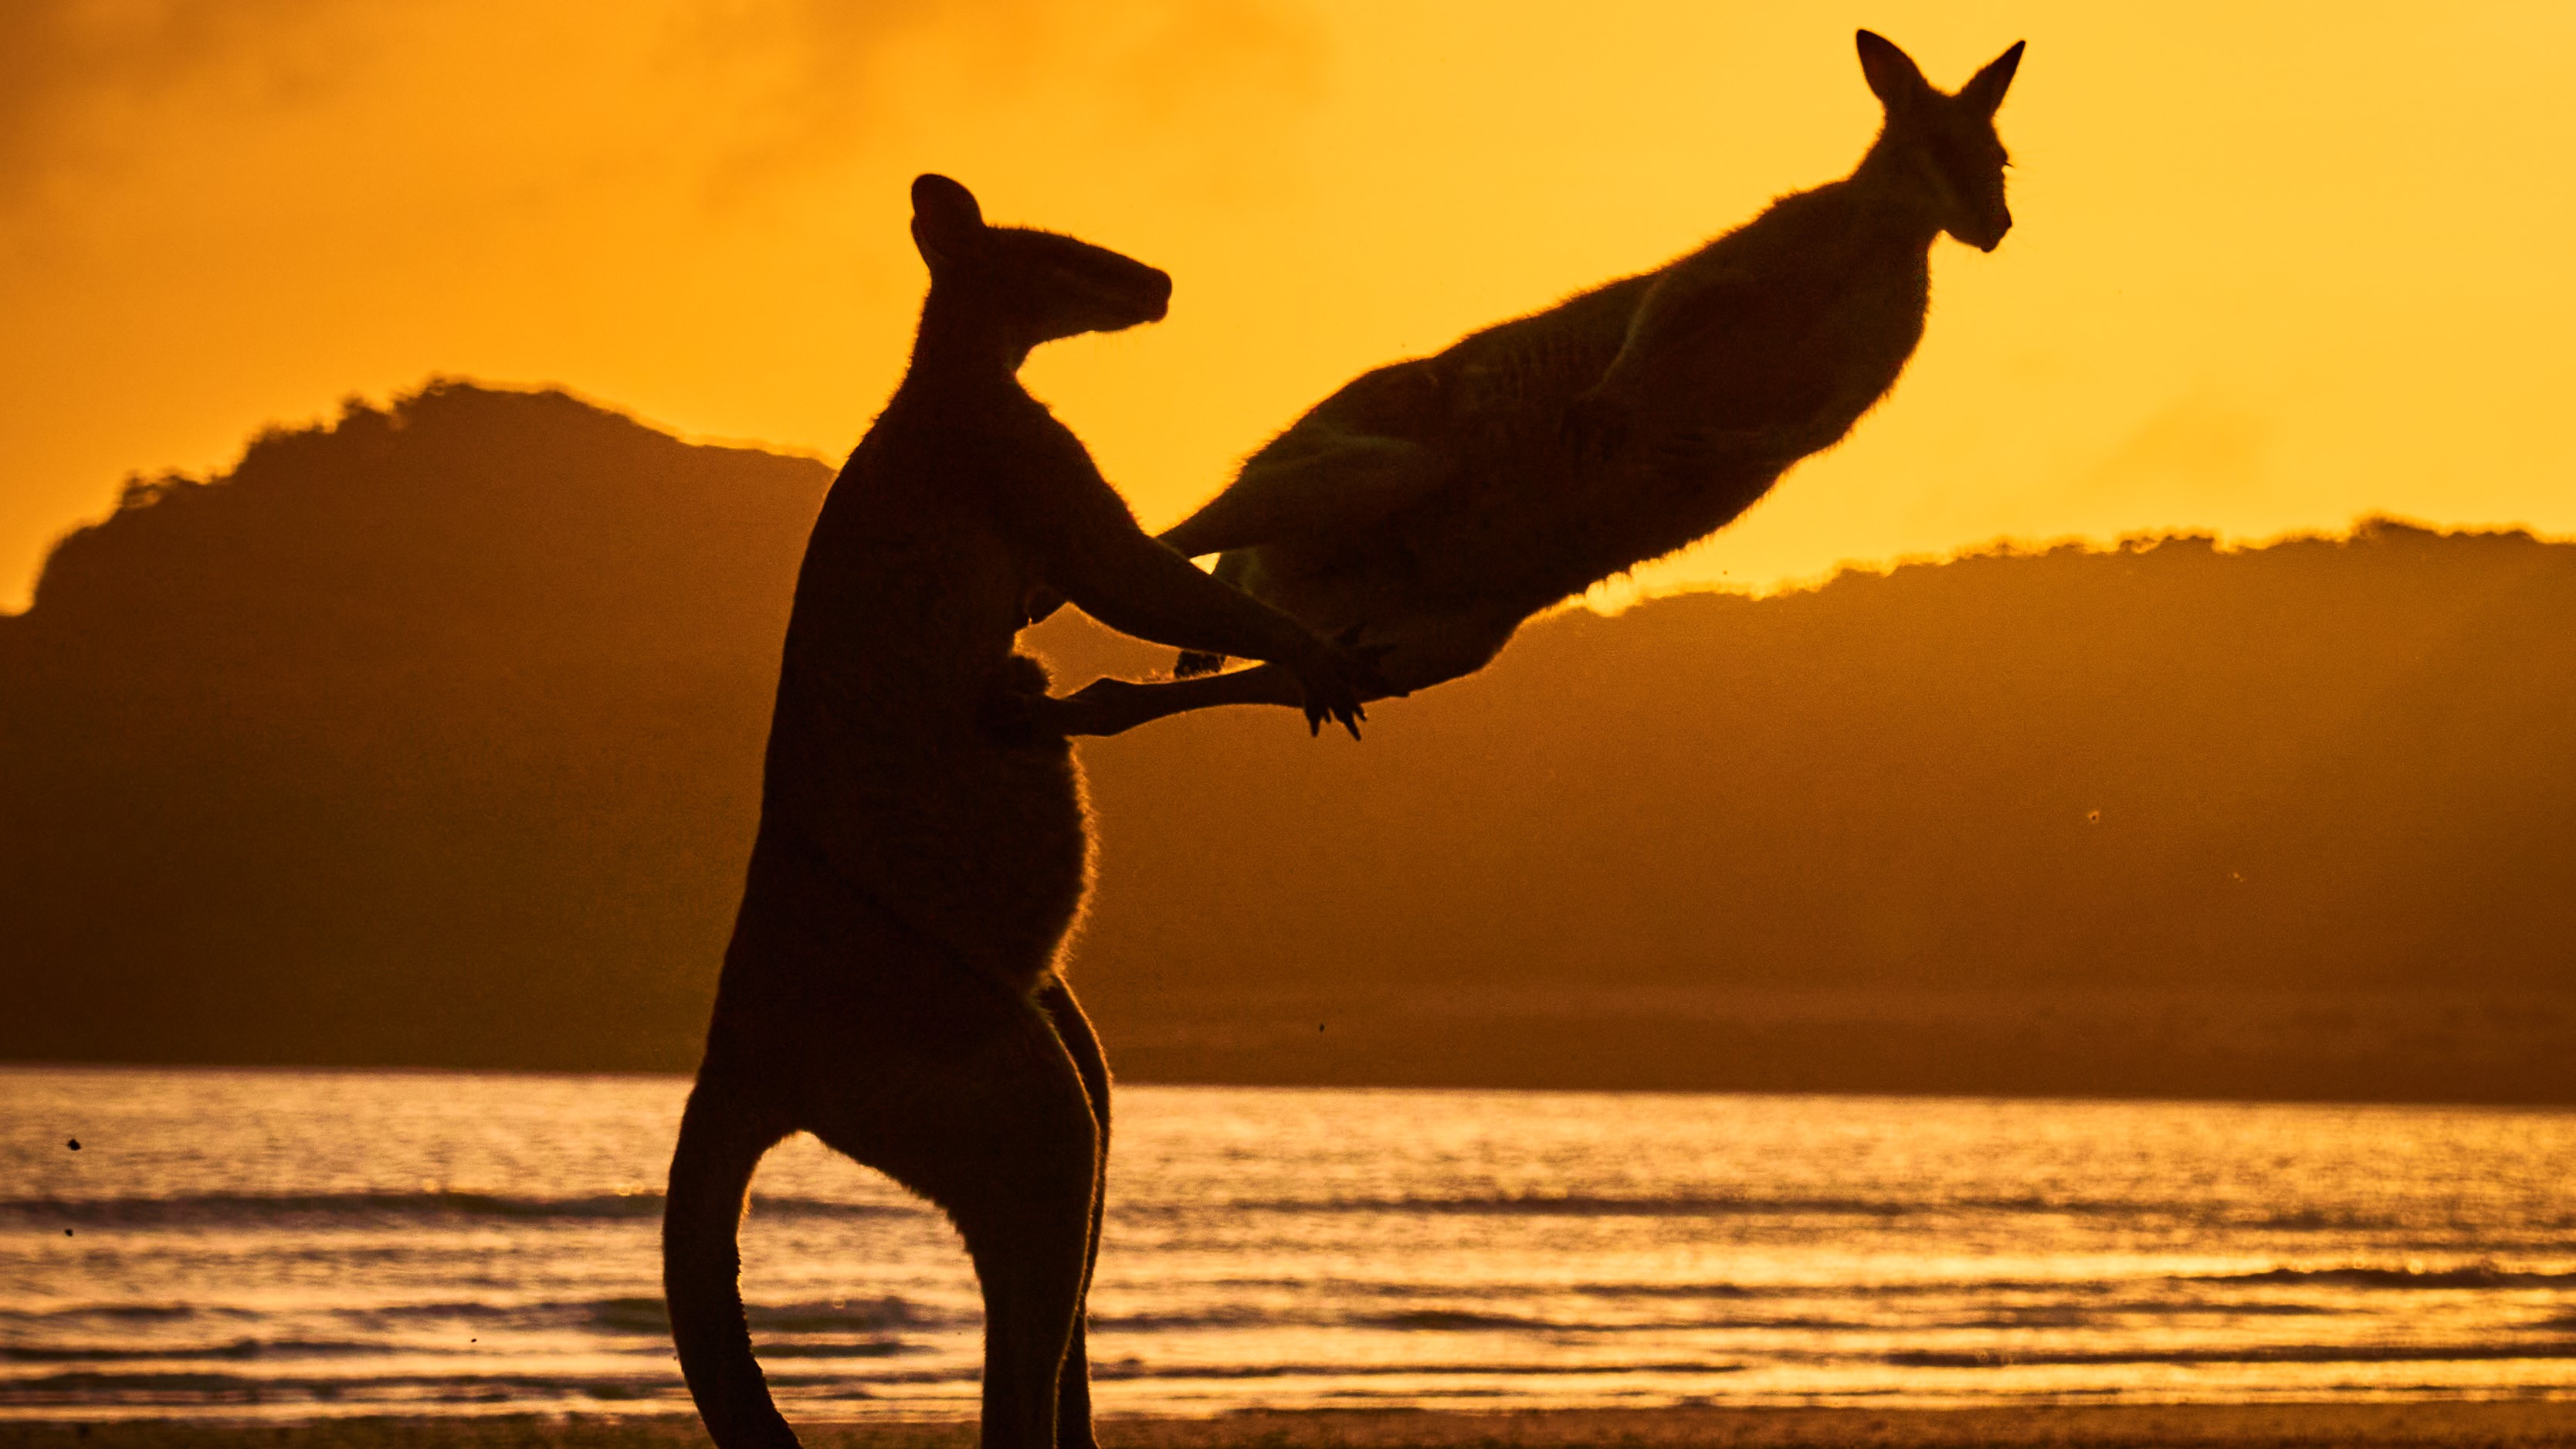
[1052,31,2022,735]
[662,175,1368,1449]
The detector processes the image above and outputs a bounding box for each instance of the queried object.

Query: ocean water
[2,1065,2572,1422]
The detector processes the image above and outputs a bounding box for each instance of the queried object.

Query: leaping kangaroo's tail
[664,1077,798,1449]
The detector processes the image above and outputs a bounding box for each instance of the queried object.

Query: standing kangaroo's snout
[1052,249,1169,337]
[1135,267,1173,323]
[1098,259,1171,327]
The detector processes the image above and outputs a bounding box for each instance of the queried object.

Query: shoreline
[16,1403,2576,1447]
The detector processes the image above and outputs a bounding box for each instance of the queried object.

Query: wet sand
[18,1405,2576,1448]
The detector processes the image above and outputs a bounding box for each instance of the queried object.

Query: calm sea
[3,1065,2572,1421]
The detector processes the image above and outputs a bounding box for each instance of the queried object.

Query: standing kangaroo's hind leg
[803,1002,1101,1449]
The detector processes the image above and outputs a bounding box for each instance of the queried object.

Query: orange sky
[4,1,2571,614]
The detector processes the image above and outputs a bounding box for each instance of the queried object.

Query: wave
[12,1260,2552,1361]
[739,1340,922,1359]
[3,1293,2379,1362]
[0,1303,262,1325]
[0,1369,692,1404]
[1086,1271,2524,1318]
[10,1189,2537,1234]
[1178,1276,1762,1300]
[1116,1192,2544,1229]
[0,1354,1762,1410]
[0,1188,1913,1227]
[2,1339,412,1364]
[1887,1341,2576,1369]
[2192,1265,2576,1290]
[584,1295,958,1335]
[1355,1309,1557,1332]
[1119,1193,2034,1220]
[1090,1305,1761,1335]
[0,1294,963,1346]
[1,1371,283,1402]
[0,1191,916,1227]
[1093,1305,1576,1333]
[1094,1359,1747,1381]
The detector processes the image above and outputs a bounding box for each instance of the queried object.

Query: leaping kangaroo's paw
[1337,624,1402,701]
[1560,391,1633,462]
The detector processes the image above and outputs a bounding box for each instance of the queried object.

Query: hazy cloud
[666,0,1329,203]
[0,1,1329,218]
[1104,1,1327,199]
[2090,393,2273,507]
[0,0,355,208]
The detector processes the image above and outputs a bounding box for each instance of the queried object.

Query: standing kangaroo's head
[1856,31,2024,253]
[910,174,1173,356]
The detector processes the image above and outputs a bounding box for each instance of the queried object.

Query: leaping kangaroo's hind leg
[805,995,1101,1449]
[1036,979,1110,1449]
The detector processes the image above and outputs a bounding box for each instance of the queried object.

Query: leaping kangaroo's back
[1067,31,2022,729]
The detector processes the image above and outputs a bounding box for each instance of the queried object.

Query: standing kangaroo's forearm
[1038,471,1312,661]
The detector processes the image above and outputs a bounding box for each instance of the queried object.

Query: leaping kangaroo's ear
[1958,41,2025,118]
[910,173,986,266]
[1856,30,1930,111]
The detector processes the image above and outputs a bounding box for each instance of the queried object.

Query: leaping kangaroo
[662,175,1368,1449]
[1046,31,2022,738]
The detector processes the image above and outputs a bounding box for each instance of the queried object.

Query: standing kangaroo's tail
[665,1077,798,1449]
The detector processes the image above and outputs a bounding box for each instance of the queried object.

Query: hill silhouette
[5,382,2569,1102]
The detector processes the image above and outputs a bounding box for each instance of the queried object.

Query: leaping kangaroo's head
[1856,31,2024,253]
[910,174,1173,356]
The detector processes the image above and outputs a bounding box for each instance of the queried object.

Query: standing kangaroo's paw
[1050,677,1149,738]
[978,685,1060,745]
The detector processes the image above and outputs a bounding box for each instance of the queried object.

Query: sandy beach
[17,1406,2576,1449]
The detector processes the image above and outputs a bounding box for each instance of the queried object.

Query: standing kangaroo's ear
[1856,30,1931,111]
[1958,41,2025,118]
[910,173,987,267]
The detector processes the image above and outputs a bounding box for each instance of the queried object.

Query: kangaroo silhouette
[661,175,1368,1449]
[1049,31,2022,735]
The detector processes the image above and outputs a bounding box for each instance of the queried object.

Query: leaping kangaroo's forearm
[1576,258,1759,409]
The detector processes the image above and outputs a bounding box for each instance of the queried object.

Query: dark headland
[5,382,2571,1104]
